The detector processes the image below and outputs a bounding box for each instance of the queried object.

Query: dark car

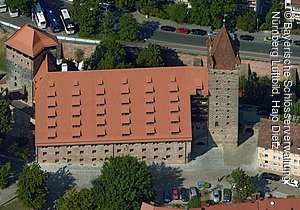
[191,29,207,36]
[261,172,281,181]
[223,188,232,203]
[294,40,300,46]
[172,188,180,200]
[161,26,176,32]
[278,38,292,44]
[240,35,254,41]
[256,108,269,116]
[163,190,172,203]
[180,187,190,202]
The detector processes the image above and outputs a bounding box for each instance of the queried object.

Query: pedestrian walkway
[0,184,17,206]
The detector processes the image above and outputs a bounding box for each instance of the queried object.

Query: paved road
[1,3,300,64]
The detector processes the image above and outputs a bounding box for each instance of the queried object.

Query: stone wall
[208,68,239,147]
[37,140,191,165]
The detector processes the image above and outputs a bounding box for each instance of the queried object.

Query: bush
[0,162,11,189]
[188,197,201,208]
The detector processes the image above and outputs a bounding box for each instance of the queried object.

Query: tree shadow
[161,48,185,67]
[148,162,185,203]
[40,0,64,10]
[138,21,159,40]
[250,174,272,196]
[45,166,76,209]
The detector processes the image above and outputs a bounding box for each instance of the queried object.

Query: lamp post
[256,18,259,32]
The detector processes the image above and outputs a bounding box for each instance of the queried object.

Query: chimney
[61,63,68,72]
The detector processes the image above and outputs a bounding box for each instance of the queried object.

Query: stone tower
[207,26,241,147]
[5,23,58,106]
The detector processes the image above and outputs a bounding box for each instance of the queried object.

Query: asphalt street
[1,3,300,63]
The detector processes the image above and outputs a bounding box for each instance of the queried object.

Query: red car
[175,28,190,34]
[172,188,180,200]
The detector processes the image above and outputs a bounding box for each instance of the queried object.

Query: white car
[284,179,300,188]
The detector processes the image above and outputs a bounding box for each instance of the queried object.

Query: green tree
[136,43,164,67]
[0,99,12,136]
[236,11,257,32]
[100,12,114,37]
[73,48,85,63]
[136,0,156,9]
[17,162,48,210]
[165,3,188,23]
[0,162,11,189]
[291,98,300,122]
[5,0,36,14]
[57,188,97,210]
[92,155,155,210]
[260,0,284,30]
[85,38,127,70]
[189,0,236,28]
[188,196,201,208]
[226,167,255,202]
[118,13,139,41]
[71,0,100,36]
[114,0,136,11]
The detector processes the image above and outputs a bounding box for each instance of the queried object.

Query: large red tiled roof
[258,118,300,154]
[34,58,208,146]
[5,23,58,58]
[207,26,240,70]
[141,198,300,210]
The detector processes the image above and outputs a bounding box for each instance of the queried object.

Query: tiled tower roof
[207,26,241,70]
[5,23,58,58]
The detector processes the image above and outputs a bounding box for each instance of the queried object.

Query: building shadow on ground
[45,166,75,209]
[148,162,185,203]
[251,174,272,195]
[162,48,185,67]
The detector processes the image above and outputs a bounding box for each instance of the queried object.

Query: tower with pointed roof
[5,23,58,106]
[206,26,241,147]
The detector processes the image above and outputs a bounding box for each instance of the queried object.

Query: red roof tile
[5,23,58,58]
[35,62,208,146]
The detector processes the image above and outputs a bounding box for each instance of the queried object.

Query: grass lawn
[0,199,29,210]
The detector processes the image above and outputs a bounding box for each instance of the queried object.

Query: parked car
[163,190,172,203]
[180,187,190,202]
[278,38,292,44]
[197,181,212,188]
[175,27,190,34]
[261,172,281,181]
[240,35,254,41]
[223,188,232,203]
[160,26,176,32]
[208,30,218,37]
[285,179,300,188]
[256,108,269,116]
[264,36,272,43]
[191,29,207,36]
[213,188,222,203]
[8,7,18,18]
[190,187,200,197]
[294,40,300,46]
[172,188,180,200]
